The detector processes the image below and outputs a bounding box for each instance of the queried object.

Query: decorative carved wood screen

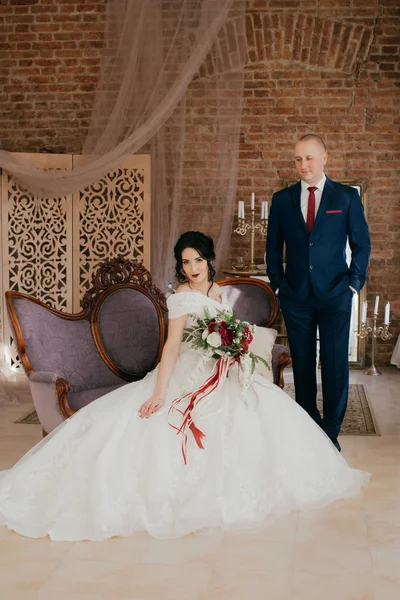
[0,153,151,370]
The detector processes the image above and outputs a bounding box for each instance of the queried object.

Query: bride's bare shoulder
[210,283,223,301]
[212,283,222,294]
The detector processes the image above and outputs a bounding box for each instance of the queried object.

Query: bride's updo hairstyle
[174,231,216,288]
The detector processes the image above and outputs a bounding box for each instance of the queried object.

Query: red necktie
[306,186,317,233]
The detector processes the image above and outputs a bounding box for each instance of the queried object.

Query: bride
[0,231,368,541]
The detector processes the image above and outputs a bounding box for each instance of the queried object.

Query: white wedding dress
[0,292,368,541]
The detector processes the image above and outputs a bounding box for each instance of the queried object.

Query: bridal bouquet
[169,307,268,464]
[182,306,267,375]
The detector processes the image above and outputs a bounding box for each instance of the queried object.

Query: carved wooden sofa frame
[6,257,168,434]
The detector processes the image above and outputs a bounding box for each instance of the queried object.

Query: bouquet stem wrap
[168,356,229,464]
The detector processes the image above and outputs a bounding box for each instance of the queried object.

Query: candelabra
[358,315,392,376]
[234,207,268,271]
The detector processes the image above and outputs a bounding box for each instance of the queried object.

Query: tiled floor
[0,366,399,599]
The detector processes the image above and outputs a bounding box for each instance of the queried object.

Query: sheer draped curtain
[0,0,246,289]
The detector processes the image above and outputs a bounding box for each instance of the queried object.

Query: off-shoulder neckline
[171,290,223,306]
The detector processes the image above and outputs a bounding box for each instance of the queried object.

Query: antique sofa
[6,257,168,435]
[6,260,291,435]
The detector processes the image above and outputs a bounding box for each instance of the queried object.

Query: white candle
[240,201,245,219]
[265,201,269,217]
[384,301,390,325]
[237,201,241,219]
[251,192,255,211]
[261,202,265,220]
[374,295,379,316]
[361,301,367,323]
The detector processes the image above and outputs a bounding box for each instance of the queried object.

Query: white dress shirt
[300,173,326,224]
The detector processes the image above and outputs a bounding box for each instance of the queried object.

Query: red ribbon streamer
[168,356,228,464]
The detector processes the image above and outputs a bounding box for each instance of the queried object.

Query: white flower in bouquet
[207,332,222,348]
[201,329,209,341]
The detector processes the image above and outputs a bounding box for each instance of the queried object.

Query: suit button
[309,242,313,246]
[310,265,313,270]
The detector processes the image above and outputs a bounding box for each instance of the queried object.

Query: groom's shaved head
[294,134,328,186]
[298,134,326,152]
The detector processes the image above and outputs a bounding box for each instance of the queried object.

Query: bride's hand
[138,395,165,419]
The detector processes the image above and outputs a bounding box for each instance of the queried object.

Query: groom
[266,134,371,451]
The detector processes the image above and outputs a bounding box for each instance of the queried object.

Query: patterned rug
[15,384,378,435]
[284,383,379,435]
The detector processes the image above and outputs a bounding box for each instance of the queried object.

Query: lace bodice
[166,291,231,324]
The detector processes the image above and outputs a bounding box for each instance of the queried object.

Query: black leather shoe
[330,438,341,452]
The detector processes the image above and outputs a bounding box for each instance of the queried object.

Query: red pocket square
[326,209,342,214]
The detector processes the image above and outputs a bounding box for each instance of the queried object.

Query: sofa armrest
[28,371,74,433]
[30,371,64,384]
[272,344,292,389]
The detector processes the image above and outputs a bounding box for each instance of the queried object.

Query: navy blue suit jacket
[266,177,371,302]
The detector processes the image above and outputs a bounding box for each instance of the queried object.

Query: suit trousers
[279,287,353,440]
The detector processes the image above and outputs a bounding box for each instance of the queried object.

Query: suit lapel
[291,182,309,235]
[313,176,335,231]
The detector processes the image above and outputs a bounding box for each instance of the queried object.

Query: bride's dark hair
[174,231,216,292]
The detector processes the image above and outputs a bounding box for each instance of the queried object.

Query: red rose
[207,320,217,333]
[221,327,235,346]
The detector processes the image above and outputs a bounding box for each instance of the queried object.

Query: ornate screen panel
[1,153,151,370]
[1,154,73,370]
[72,155,151,311]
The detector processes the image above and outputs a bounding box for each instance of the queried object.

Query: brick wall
[0,0,399,363]
[0,0,106,153]
[232,0,400,364]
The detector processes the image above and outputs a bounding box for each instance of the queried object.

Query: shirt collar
[301,173,326,194]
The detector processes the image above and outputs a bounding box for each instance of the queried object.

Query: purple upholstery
[97,289,161,377]
[29,371,59,384]
[29,378,65,434]
[222,284,273,326]
[13,299,122,392]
